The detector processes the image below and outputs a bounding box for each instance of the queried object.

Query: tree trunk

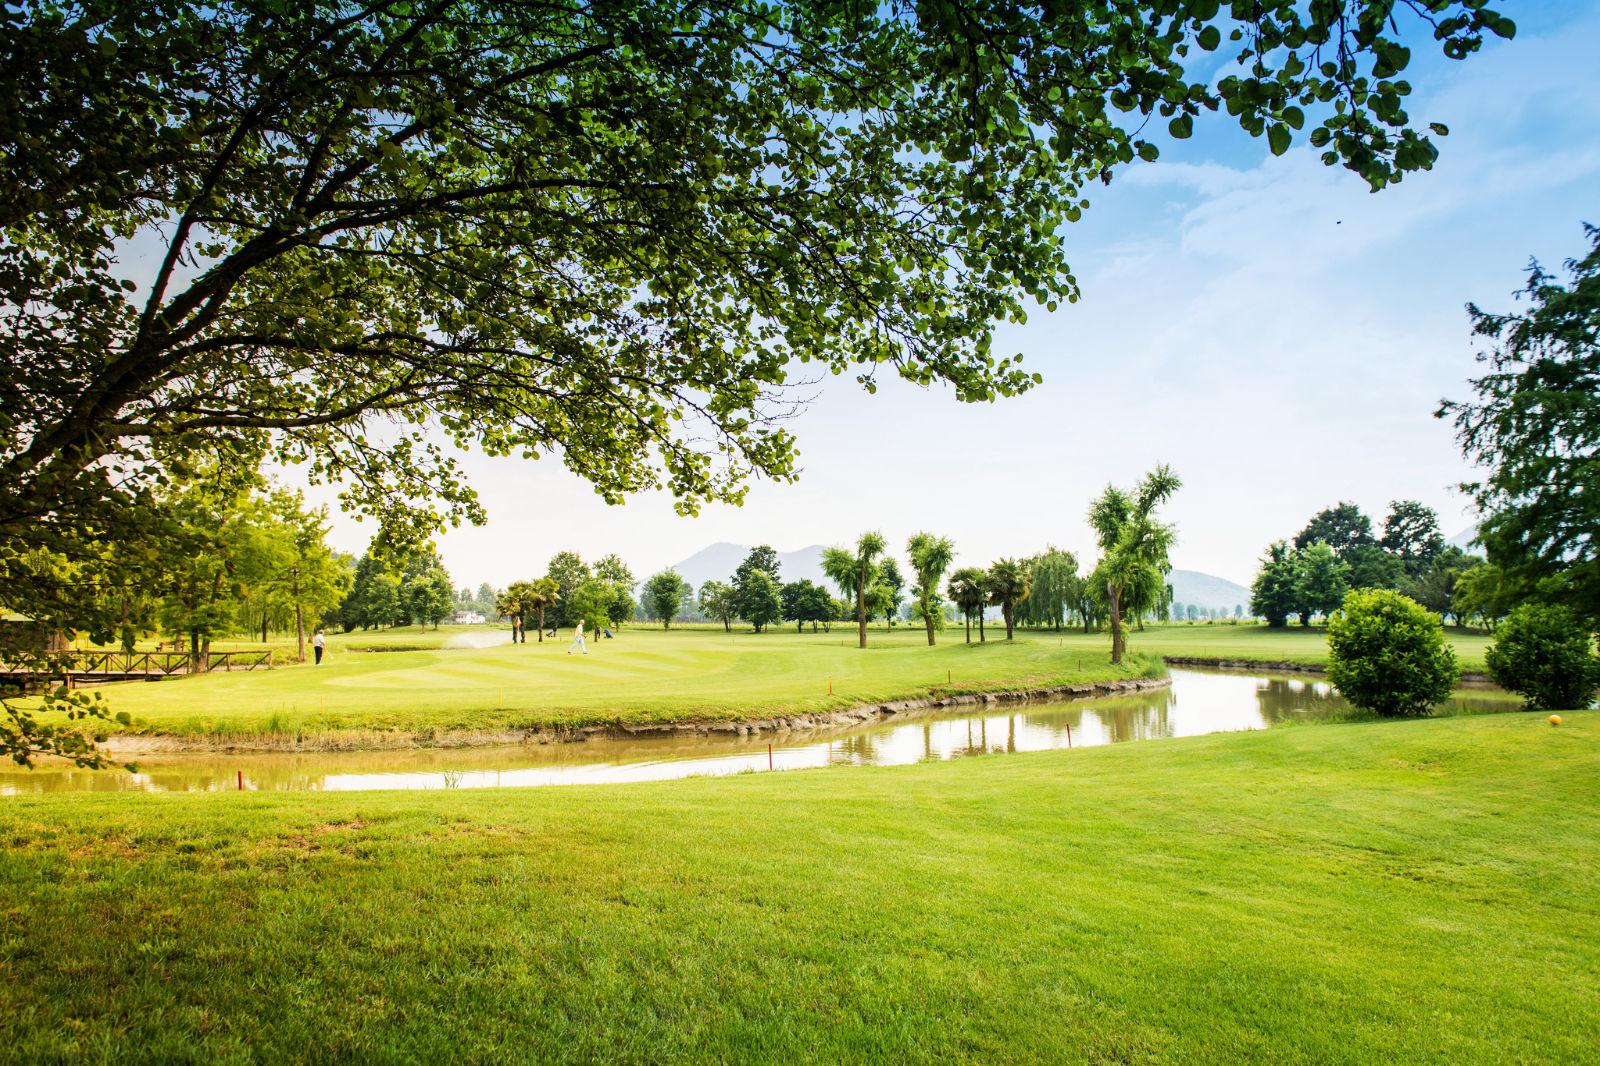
[924,610,936,646]
[978,611,985,643]
[295,601,306,663]
[261,608,268,643]
[723,618,730,632]
[1004,606,1015,640]
[537,608,545,641]
[1108,584,1125,665]
[856,578,866,648]
[189,628,200,674]
[965,612,971,644]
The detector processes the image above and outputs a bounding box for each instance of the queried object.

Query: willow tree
[947,568,989,644]
[1089,466,1182,664]
[822,533,885,649]
[1021,548,1078,631]
[907,533,955,646]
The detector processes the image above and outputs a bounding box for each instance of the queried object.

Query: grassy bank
[1,711,1594,1061]
[1051,620,1492,669]
[86,627,1163,740]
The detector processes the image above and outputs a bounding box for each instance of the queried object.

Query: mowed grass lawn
[92,626,1163,739]
[1055,621,1493,669]
[1,711,1595,1062]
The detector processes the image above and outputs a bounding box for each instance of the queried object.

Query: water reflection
[0,669,1523,795]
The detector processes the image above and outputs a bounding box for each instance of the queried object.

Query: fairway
[91,626,1162,741]
[2,711,1595,1061]
[67,623,1502,744]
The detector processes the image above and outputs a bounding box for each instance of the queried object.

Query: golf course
[42,623,1494,747]
[1,708,1594,1061]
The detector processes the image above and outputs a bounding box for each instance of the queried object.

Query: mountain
[1168,569,1251,613]
[669,543,829,590]
[1447,525,1479,551]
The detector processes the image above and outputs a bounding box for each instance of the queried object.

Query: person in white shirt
[313,629,327,665]
[567,619,587,655]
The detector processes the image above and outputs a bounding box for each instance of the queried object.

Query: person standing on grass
[567,619,587,655]
[313,628,326,665]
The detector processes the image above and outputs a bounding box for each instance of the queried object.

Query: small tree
[821,532,885,649]
[1295,542,1349,624]
[876,557,905,628]
[1089,465,1181,663]
[525,577,560,641]
[495,586,527,643]
[644,570,691,629]
[698,580,738,632]
[1326,589,1460,717]
[986,559,1032,641]
[1250,541,1299,628]
[907,533,955,646]
[740,570,783,633]
[1485,604,1600,711]
[948,567,988,643]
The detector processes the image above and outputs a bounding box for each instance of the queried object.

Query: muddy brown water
[1,669,1521,794]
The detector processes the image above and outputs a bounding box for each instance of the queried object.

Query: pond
[0,668,1521,794]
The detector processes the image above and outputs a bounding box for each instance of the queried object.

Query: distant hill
[1169,569,1251,613]
[1447,525,1479,551]
[669,543,828,590]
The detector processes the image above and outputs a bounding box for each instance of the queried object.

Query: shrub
[1485,604,1600,711]
[1326,589,1459,717]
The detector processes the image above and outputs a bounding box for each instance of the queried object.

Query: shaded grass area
[86,627,1163,739]
[1,711,1595,1062]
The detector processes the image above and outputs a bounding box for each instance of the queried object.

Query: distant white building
[452,611,487,626]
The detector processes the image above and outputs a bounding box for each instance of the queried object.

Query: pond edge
[103,675,1174,755]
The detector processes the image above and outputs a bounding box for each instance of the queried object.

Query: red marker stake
[237,770,243,791]
[1066,722,1072,749]
[768,744,773,771]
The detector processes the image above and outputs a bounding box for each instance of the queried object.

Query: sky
[293,1,1600,590]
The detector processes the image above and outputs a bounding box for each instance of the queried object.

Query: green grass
[1050,620,1492,669]
[88,626,1162,739]
[0,710,1594,1061]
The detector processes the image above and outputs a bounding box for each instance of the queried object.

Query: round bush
[1485,604,1600,711]
[1326,589,1459,717]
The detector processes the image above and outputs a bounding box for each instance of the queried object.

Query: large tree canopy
[1441,224,1600,630]
[1,0,1512,555]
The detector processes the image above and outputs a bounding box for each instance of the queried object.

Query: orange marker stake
[237,770,243,791]
[828,677,833,695]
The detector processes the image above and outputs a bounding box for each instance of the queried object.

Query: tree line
[634,465,1181,666]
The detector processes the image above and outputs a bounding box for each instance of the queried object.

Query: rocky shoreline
[105,675,1172,755]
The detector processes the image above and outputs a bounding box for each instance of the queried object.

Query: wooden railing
[0,649,274,679]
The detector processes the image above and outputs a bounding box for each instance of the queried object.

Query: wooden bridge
[0,650,273,689]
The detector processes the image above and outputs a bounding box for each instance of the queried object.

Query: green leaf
[1268,124,1291,156]
[1168,113,1193,139]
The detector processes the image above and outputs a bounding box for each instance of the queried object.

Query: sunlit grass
[1,710,1593,1060]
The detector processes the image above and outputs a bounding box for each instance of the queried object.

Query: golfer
[567,619,587,655]
[313,628,326,665]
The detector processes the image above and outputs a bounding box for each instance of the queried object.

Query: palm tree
[1089,464,1181,664]
[907,532,954,646]
[947,567,988,644]
[495,585,526,643]
[524,577,560,641]
[986,558,1032,641]
[820,531,885,648]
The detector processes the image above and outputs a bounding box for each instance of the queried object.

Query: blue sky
[311,1,1600,589]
